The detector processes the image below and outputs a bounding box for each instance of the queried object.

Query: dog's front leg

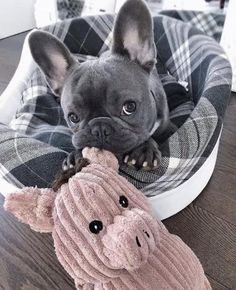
[62,149,83,171]
[123,138,161,170]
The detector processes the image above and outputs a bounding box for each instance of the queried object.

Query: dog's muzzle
[88,117,114,143]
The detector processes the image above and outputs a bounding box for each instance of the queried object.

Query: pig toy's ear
[4,187,56,233]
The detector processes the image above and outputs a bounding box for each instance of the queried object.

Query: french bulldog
[28,0,170,170]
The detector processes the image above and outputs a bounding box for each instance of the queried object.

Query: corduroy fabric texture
[4,148,211,290]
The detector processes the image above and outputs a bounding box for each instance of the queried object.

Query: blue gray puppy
[28,0,169,170]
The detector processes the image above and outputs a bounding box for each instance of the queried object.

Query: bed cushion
[0,11,231,199]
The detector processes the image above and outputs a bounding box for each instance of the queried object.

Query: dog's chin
[74,140,138,154]
[72,133,144,154]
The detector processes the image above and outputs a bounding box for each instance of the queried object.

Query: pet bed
[0,11,232,220]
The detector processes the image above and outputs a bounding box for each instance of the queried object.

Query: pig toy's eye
[119,195,129,208]
[89,220,103,234]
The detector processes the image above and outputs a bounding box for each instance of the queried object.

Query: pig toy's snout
[102,208,160,271]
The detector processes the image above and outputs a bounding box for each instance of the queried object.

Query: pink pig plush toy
[4,147,211,290]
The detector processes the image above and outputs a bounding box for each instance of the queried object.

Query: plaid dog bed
[0,11,232,198]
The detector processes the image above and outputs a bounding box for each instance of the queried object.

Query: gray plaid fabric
[57,0,84,20]
[0,11,232,197]
[159,10,224,42]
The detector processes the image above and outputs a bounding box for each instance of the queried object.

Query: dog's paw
[123,138,161,170]
[62,149,82,171]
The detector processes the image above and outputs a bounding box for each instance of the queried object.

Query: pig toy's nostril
[144,231,150,238]
[136,236,141,247]
[136,231,150,248]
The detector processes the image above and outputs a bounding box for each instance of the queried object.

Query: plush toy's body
[4,148,211,290]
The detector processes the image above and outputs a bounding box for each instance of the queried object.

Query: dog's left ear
[112,0,156,72]
[29,31,76,96]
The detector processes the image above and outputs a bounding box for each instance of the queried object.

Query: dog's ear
[29,31,76,96]
[112,0,156,72]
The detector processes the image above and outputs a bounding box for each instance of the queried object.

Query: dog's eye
[89,220,103,234]
[119,195,129,208]
[68,112,79,124]
[122,101,136,116]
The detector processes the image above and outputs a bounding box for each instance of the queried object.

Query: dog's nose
[91,123,112,140]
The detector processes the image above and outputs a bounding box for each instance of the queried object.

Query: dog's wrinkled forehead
[62,56,150,108]
[28,0,157,98]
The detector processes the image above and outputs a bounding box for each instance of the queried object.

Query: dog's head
[29,0,168,154]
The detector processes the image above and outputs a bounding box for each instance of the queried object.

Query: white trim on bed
[149,132,221,220]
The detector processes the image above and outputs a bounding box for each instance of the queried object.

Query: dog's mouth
[72,129,143,154]
[71,116,150,154]
[87,141,120,153]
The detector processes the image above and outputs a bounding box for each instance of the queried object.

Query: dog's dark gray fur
[29,0,169,170]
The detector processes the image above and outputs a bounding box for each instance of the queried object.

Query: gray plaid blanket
[0,10,232,197]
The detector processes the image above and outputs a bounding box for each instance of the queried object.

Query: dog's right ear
[28,31,76,96]
[112,0,156,72]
